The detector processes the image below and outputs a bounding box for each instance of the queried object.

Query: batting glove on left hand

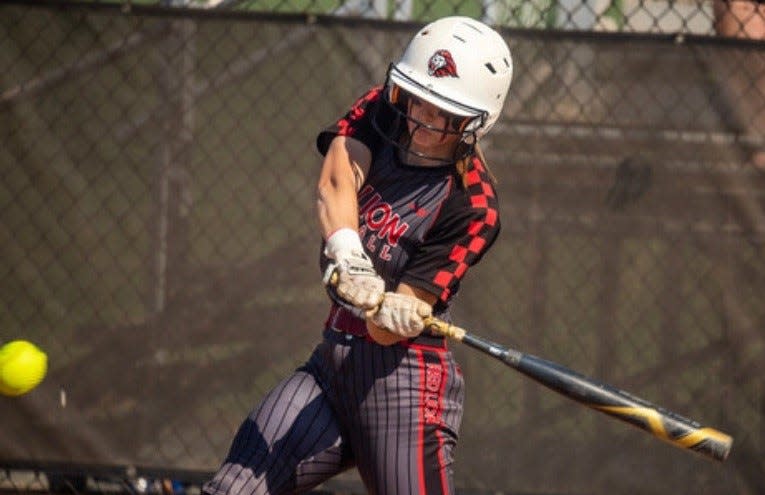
[368,292,432,339]
[322,228,385,311]
[324,251,385,310]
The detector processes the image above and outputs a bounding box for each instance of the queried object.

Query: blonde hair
[455,142,498,187]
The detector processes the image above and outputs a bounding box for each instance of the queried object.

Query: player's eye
[432,107,468,131]
[407,95,468,131]
[446,114,469,132]
[408,95,423,107]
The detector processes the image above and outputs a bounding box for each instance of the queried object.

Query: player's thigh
[204,370,350,495]
[362,422,460,495]
[356,345,465,495]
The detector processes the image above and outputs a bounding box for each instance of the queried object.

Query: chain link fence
[1,1,764,494]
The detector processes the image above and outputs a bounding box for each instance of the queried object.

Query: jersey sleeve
[400,160,501,305]
[316,86,384,157]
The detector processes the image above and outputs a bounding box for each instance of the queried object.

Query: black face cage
[369,65,486,165]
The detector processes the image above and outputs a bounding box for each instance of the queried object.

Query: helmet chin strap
[398,127,475,166]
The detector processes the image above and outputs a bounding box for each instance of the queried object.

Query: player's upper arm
[319,136,371,192]
[316,136,372,239]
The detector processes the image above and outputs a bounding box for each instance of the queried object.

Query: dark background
[1,2,763,494]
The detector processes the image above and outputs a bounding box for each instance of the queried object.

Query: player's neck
[399,151,452,167]
[399,146,455,167]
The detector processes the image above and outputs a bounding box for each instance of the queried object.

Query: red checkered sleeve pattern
[401,157,501,305]
[316,86,384,157]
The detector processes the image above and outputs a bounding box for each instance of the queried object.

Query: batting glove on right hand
[368,292,432,339]
[323,228,385,311]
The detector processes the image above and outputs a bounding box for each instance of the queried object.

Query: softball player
[202,16,513,495]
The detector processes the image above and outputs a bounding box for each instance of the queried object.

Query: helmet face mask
[372,16,513,164]
[372,67,483,165]
[388,64,488,133]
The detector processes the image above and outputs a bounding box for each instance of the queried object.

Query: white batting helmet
[388,16,513,138]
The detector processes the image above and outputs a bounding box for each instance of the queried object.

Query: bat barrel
[515,353,733,461]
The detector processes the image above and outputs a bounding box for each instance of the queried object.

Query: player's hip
[306,328,465,432]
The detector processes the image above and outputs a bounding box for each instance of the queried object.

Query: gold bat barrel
[594,405,733,461]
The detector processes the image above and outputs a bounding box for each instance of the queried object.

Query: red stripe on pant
[415,348,450,494]
[435,351,449,492]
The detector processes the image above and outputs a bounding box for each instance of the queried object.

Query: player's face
[406,95,466,160]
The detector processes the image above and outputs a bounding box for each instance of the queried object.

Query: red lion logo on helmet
[427,50,459,78]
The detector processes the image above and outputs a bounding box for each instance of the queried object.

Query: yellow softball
[0,340,48,397]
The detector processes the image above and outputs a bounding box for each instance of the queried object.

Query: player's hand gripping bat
[327,273,733,461]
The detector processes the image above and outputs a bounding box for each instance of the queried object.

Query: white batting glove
[323,228,385,310]
[368,292,432,339]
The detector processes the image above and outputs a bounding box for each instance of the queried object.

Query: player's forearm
[317,180,359,240]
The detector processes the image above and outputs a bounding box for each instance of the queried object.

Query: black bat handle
[461,332,522,366]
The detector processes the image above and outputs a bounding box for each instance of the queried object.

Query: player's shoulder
[316,86,385,156]
[429,157,500,238]
[335,85,384,127]
[350,85,384,110]
[454,156,500,211]
[447,157,500,226]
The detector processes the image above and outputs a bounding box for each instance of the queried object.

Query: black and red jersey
[316,87,500,319]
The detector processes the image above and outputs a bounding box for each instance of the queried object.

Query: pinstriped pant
[202,328,465,495]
